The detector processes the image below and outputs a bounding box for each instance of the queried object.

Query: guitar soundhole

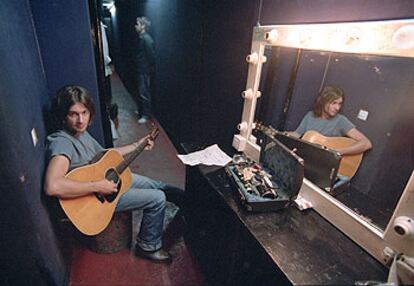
[104,168,122,203]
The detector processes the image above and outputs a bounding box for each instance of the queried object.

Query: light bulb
[392,25,414,49]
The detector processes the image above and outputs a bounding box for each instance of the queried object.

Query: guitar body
[59,149,132,236]
[302,130,363,178]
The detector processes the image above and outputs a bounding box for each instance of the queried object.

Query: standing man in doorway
[134,16,155,124]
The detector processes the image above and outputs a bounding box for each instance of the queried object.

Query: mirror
[233,19,414,264]
[259,48,414,231]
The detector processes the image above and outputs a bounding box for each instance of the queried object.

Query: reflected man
[290,85,372,155]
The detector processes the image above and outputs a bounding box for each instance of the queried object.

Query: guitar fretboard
[116,140,148,174]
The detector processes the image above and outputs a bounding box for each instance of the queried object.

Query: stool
[88,211,132,254]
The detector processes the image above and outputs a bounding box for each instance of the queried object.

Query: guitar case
[273,132,350,196]
[225,134,304,212]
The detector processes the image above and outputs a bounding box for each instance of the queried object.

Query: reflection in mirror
[233,20,414,265]
[259,49,414,231]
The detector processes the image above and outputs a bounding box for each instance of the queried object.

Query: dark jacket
[134,31,155,73]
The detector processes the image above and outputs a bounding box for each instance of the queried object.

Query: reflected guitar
[59,128,159,236]
[302,130,363,178]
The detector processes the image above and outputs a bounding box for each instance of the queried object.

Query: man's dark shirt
[134,31,155,73]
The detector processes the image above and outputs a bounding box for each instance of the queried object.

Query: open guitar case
[273,132,351,196]
[226,130,304,212]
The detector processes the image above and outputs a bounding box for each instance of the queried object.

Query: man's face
[134,20,144,33]
[323,97,343,118]
[65,103,90,136]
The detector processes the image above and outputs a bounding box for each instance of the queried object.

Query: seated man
[290,85,372,156]
[44,85,184,263]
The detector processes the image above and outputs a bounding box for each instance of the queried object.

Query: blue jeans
[137,73,151,118]
[115,173,185,251]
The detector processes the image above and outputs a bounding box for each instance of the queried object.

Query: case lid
[274,133,341,191]
[260,133,304,199]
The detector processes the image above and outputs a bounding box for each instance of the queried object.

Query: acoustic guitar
[302,130,363,178]
[59,128,159,236]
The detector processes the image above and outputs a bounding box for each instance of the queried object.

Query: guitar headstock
[254,121,280,137]
[254,121,265,131]
[148,126,160,141]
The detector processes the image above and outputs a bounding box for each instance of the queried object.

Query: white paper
[294,195,313,211]
[177,144,232,167]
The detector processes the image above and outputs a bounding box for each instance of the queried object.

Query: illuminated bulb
[392,25,414,49]
[246,53,259,64]
[345,27,362,46]
[299,29,312,46]
[242,89,253,99]
[330,26,361,51]
[261,56,267,63]
[256,91,262,98]
[265,29,279,43]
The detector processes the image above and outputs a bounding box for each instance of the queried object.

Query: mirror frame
[233,19,414,265]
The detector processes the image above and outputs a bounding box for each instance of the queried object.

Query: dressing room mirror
[263,48,414,231]
[233,19,414,263]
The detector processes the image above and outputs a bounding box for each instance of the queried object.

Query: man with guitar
[44,85,182,263]
[290,85,372,156]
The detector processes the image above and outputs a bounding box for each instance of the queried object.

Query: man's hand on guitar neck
[137,134,154,151]
[114,134,155,156]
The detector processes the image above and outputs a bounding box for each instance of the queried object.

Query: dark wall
[152,0,204,145]
[30,0,104,142]
[0,0,103,284]
[0,1,65,285]
[107,0,137,96]
[196,0,259,146]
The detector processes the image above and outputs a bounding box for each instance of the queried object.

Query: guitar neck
[115,127,159,174]
[116,142,147,174]
[255,123,283,138]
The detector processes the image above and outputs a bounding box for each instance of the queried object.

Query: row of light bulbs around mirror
[238,53,265,133]
[260,24,414,52]
[242,22,414,104]
[240,52,265,101]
